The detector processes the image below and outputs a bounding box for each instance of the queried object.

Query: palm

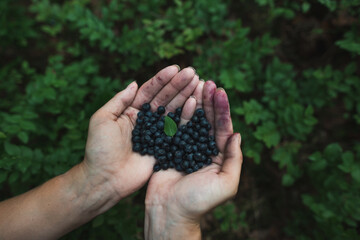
[84,66,200,198]
[146,81,242,220]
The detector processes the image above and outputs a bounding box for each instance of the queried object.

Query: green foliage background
[1,0,359,239]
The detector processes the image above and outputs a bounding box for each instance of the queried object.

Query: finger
[214,88,233,152]
[131,65,180,109]
[193,80,204,109]
[219,133,243,193]
[179,96,197,125]
[165,74,199,114]
[150,67,196,111]
[202,81,217,135]
[102,81,138,117]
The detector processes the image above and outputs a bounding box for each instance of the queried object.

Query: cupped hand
[145,81,243,229]
[83,65,199,200]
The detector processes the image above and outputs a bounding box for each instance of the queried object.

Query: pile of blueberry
[132,103,219,174]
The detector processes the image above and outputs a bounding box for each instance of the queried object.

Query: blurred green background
[1,0,360,239]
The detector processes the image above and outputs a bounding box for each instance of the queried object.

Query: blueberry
[179,140,186,149]
[162,163,169,170]
[206,157,212,165]
[158,149,166,155]
[143,116,150,123]
[145,130,152,136]
[182,161,189,168]
[200,119,208,127]
[192,132,199,140]
[132,136,141,143]
[132,129,140,136]
[154,146,160,152]
[185,145,192,153]
[175,131,183,137]
[157,106,165,114]
[190,160,196,167]
[194,152,201,161]
[195,124,201,130]
[199,128,208,136]
[175,164,183,171]
[136,118,143,124]
[173,137,181,145]
[192,116,199,122]
[153,112,160,118]
[175,151,183,158]
[212,148,219,156]
[187,153,194,161]
[209,135,215,141]
[186,128,194,135]
[148,148,155,155]
[157,121,164,130]
[209,141,217,149]
[179,125,186,132]
[150,117,157,123]
[199,143,207,151]
[199,136,207,143]
[168,112,175,119]
[140,148,147,155]
[142,103,151,111]
[206,148,212,156]
[154,132,161,138]
[145,111,153,118]
[132,143,141,152]
[145,135,152,142]
[186,121,193,128]
[198,162,204,168]
[187,138,194,144]
[192,145,198,152]
[150,126,157,133]
[176,107,182,116]
[170,145,177,152]
[193,164,199,171]
[201,155,207,162]
[174,116,180,124]
[149,139,154,146]
[174,157,182,163]
[153,163,161,172]
[167,152,173,160]
[158,156,167,163]
[185,168,193,174]
[195,108,205,117]
[165,136,172,143]
[205,123,211,130]
[155,137,163,145]
[137,111,145,119]
[169,161,175,168]
[145,122,152,128]
[182,134,190,142]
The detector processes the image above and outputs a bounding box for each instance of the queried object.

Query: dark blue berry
[187,153,194,161]
[198,162,204,168]
[173,137,180,145]
[199,128,208,136]
[193,164,199,171]
[132,136,141,143]
[174,157,182,163]
[195,124,201,130]
[182,134,190,142]
[185,168,193,174]
[199,143,207,151]
[140,148,147,155]
[150,126,157,133]
[165,136,172,143]
[145,111,153,118]
[155,138,163,145]
[176,107,182,116]
[200,119,208,127]
[175,164,183,171]
[154,132,161,138]
[201,155,207,162]
[194,152,201,161]
[192,132,199,140]
[195,109,205,117]
[175,131,182,137]
[168,112,175,119]
[199,137,207,143]
[185,145,192,153]
[175,151,183,158]
[133,143,141,152]
[169,161,175,168]
[167,152,173,160]
[162,163,169,170]
[192,145,198,152]
[153,112,160,118]
[186,128,194,135]
[136,118,143,124]
[158,149,166,155]
[145,122,152,128]
[209,135,215,141]
[174,116,180,124]
[179,140,186,149]
[206,157,212,165]
[182,161,189,168]
[149,139,154,146]
[209,141,217,149]
[132,129,140,136]
[212,148,219,156]
[142,103,151,111]
[206,148,212,156]
[156,121,164,130]
[186,121,193,128]
[153,163,161,172]
[145,135,152,142]
[179,125,186,132]
[148,148,155,155]
[192,116,199,122]
[137,111,145,119]
[157,106,165,114]
[170,145,177,152]
[158,156,167,163]
[190,160,196,167]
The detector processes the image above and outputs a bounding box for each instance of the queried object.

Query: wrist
[61,161,121,218]
[145,203,201,240]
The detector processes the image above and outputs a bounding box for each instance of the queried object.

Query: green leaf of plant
[164,116,177,137]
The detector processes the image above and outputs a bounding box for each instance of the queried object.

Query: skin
[0,66,243,239]
[145,81,243,240]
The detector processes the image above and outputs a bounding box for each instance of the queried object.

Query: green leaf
[92,215,104,228]
[18,132,29,143]
[254,122,281,148]
[0,132,6,139]
[4,142,20,156]
[164,116,177,137]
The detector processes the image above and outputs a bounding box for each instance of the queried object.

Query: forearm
[0,162,119,240]
[145,204,201,240]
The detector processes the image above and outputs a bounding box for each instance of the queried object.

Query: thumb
[102,81,138,116]
[219,133,243,192]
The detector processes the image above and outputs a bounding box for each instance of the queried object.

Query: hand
[82,65,199,203]
[145,81,243,240]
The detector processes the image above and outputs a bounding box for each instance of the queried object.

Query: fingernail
[190,95,197,100]
[217,87,225,91]
[188,66,196,73]
[173,64,181,71]
[236,133,242,146]
[200,79,205,82]
[127,81,137,89]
